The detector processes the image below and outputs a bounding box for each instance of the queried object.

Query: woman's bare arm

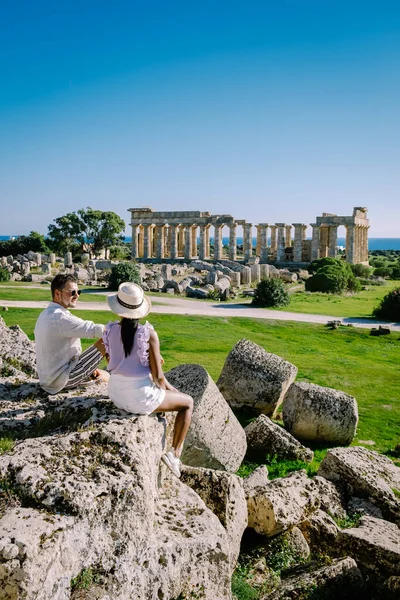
[148,329,177,391]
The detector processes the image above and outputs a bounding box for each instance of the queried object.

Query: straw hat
[107,282,151,319]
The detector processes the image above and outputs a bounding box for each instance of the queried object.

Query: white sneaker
[161,451,181,478]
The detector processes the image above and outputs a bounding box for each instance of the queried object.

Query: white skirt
[108,373,166,415]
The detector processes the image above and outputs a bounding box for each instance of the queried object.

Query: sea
[2,235,400,251]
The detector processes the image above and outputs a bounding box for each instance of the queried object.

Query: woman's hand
[164,378,178,392]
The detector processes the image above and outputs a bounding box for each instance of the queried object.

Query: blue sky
[1,0,399,237]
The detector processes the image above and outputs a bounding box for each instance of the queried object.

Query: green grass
[0,286,109,304]
[1,307,399,454]
[276,280,399,318]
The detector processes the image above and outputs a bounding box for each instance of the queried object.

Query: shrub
[373,287,400,321]
[350,263,372,278]
[347,275,362,293]
[391,266,400,280]
[252,278,290,308]
[108,262,141,291]
[308,257,348,274]
[0,267,10,282]
[373,266,393,278]
[109,244,131,260]
[305,266,347,294]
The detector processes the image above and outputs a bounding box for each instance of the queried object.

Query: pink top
[102,321,153,378]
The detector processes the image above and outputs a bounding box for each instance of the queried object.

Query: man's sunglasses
[63,289,81,297]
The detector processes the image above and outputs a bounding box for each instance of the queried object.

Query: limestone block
[12,261,21,273]
[0,417,233,600]
[318,447,400,524]
[64,252,72,267]
[283,526,310,560]
[267,557,365,599]
[207,270,217,285]
[313,475,346,519]
[160,264,172,279]
[260,264,270,279]
[166,364,247,472]
[338,516,400,576]
[247,470,320,536]
[35,252,42,266]
[26,250,36,261]
[94,260,114,270]
[299,509,340,553]
[186,286,208,299]
[49,253,56,266]
[74,268,89,281]
[21,262,30,275]
[1,256,7,267]
[282,381,358,445]
[217,339,298,417]
[240,266,251,285]
[245,414,314,463]
[214,276,231,293]
[162,279,181,294]
[243,466,269,498]
[346,497,383,519]
[180,465,248,567]
[279,269,297,283]
[6,255,13,265]
[250,264,261,283]
[41,263,51,275]
[230,272,241,287]
[0,316,37,378]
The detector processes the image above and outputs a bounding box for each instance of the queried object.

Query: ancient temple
[128,207,369,265]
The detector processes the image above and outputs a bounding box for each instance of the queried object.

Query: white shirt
[34,302,104,394]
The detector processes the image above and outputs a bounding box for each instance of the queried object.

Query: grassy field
[1,307,399,458]
[278,280,399,318]
[0,285,109,304]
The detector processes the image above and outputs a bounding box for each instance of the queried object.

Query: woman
[103,282,193,478]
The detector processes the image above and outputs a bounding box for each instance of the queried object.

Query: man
[34,273,108,394]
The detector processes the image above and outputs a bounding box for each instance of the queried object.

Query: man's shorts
[63,345,103,390]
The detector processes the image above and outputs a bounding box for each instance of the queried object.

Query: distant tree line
[0,208,126,259]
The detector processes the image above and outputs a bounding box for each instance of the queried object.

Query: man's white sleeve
[57,312,104,339]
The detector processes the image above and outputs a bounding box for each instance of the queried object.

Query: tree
[0,231,49,257]
[252,278,290,308]
[47,207,125,256]
[306,258,359,294]
[373,287,400,321]
[108,262,141,291]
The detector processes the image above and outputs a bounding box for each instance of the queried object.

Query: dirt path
[1,297,399,332]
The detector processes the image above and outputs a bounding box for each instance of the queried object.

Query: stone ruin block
[240,266,251,285]
[260,263,270,279]
[250,263,261,283]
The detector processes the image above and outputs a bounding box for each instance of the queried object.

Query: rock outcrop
[217,339,297,417]
[318,447,400,524]
[166,364,247,472]
[282,381,358,445]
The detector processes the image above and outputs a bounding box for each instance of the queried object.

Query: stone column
[139,225,144,257]
[156,225,166,259]
[243,224,253,262]
[184,226,193,261]
[256,227,262,257]
[131,225,140,259]
[311,224,320,261]
[241,266,252,285]
[260,264,270,279]
[292,224,306,262]
[285,225,292,248]
[346,225,356,264]
[214,225,223,261]
[143,224,152,259]
[35,253,42,267]
[328,226,338,258]
[276,223,286,262]
[251,263,261,284]
[204,224,211,259]
[64,252,72,267]
[257,224,269,264]
[228,224,237,261]
[169,225,178,260]
[49,253,56,266]
[178,226,185,257]
[362,226,369,262]
[270,225,277,253]
[191,226,198,258]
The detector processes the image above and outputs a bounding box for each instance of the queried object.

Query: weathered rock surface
[318,447,400,524]
[299,509,340,553]
[180,466,247,567]
[243,466,269,498]
[217,339,298,417]
[0,415,233,599]
[247,470,320,536]
[283,527,310,560]
[166,364,247,472]
[0,316,37,378]
[244,415,314,463]
[338,516,400,576]
[264,557,365,599]
[313,475,346,519]
[282,381,358,445]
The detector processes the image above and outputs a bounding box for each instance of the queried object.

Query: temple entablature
[128,207,369,265]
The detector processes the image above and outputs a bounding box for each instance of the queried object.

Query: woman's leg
[152,390,193,458]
